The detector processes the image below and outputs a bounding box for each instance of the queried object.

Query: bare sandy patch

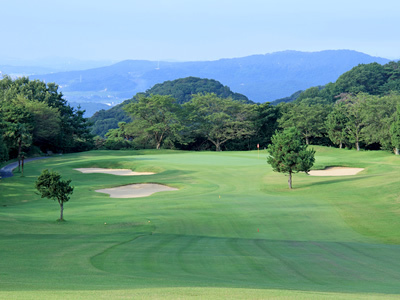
[308,167,364,176]
[75,168,154,176]
[95,183,178,198]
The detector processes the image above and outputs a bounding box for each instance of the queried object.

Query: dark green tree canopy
[390,105,400,155]
[90,103,133,137]
[270,61,400,153]
[184,93,255,151]
[291,61,400,105]
[35,169,74,221]
[325,103,348,149]
[124,94,184,149]
[90,77,252,137]
[250,103,279,148]
[146,77,252,104]
[0,76,93,159]
[335,63,387,95]
[278,98,330,145]
[267,127,315,189]
[87,61,400,154]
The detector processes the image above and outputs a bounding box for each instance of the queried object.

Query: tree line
[96,91,400,155]
[96,93,278,151]
[0,76,93,162]
[97,61,400,154]
[278,92,400,153]
[90,76,252,137]
[3,60,400,161]
[276,60,400,153]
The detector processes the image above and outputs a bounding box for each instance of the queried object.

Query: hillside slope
[32,50,390,105]
[90,77,250,136]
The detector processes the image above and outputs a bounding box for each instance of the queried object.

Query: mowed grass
[1,147,400,299]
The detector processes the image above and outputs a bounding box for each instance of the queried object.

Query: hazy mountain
[0,65,58,76]
[0,57,115,73]
[69,102,112,118]
[30,50,390,106]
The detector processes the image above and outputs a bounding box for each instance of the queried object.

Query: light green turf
[1,147,400,298]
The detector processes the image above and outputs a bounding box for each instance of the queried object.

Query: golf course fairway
[1,147,400,299]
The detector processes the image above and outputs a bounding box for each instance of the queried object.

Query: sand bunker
[95,184,178,198]
[308,167,364,176]
[75,168,154,176]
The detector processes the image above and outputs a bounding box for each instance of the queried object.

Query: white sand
[74,168,154,176]
[308,167,364,176]
[95,183,178,198]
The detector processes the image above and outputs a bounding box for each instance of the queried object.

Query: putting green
[0,147,400,298]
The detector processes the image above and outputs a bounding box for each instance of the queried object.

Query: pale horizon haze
[1,0,400,66]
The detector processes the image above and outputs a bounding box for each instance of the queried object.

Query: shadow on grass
[90,233,400,294]
[301,175,373,189]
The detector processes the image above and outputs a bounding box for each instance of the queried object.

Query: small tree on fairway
[35,169,74,221]
[267,127,315,189]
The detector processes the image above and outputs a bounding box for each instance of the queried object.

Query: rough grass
[0,147,400,298]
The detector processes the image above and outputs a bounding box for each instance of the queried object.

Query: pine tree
[267,127,315,189]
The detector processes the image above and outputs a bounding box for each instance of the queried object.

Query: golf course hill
[90,76,251,137]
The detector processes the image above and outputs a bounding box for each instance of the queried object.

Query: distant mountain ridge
[30,50,390,105]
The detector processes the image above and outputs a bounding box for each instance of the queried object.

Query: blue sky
[1,0,399,63]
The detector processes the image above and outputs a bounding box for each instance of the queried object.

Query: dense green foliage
[100,122,135,150]
[1,148,400,298]
[278,93,400,152]
[325,102,348,148]
[146,77,251,104]
[89,103,132,137]
[183,93,255,151]
[0,132,8,161]
[90,77,251,137]
[390,106,400,155]
[297,61,400,103]
[278,97,329,145]
[90,61,400,153]
[110,93,275,152]
[35,169,74,220]
[0,76,94,161]
[267,127,315,188]
[5,60,400,157]
[270,90,303,105]
[274,61,400,153]
[244,102,279,149]
[335,63,387,95]
[124,94,184,149]
[95,77,400,154]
